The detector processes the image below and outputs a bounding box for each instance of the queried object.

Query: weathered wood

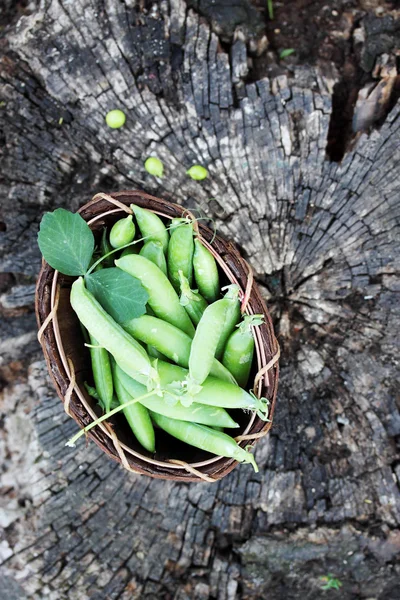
[1,1,399,598]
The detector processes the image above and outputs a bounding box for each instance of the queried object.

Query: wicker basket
[35,191,280,482]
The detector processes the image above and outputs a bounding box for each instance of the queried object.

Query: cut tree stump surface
[1,1,399,599]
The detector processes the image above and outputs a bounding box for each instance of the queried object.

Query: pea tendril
[65,390,156,447]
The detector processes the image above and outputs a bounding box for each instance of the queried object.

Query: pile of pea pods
[70,204,268,471]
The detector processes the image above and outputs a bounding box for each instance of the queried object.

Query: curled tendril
[248,390,270,421]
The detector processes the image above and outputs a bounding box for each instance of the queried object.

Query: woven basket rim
[35,191,280,481]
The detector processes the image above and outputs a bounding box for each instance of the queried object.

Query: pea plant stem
[86,241,137,275]
[65,390,156,447]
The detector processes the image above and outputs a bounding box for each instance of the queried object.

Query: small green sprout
[144,157,164,178]
[105,109,126,129]
[267,0,274,20]
[319,574,343,591]
[279,48,295,59]
[58,117,64,125]
[186,165,208,181]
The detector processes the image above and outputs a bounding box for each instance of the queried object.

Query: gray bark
[1,1,399,598]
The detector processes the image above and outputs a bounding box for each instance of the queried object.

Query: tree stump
[1,1,399,599]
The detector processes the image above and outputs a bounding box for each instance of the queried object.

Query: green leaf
[38,208,95,276]
[186,165,208,181]
[85,267,148,323]
[144,157,164,177]
[279,48,295,59]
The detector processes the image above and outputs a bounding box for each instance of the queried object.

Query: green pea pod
[112,361,155,452]
[109,215,136,249]
[123,315,236,384]
[188,297,231,388]
[215,284,241,359]
[89,334,113,413]
[156,360,267,414]
[131,204,169,254]
[100,227,114,267]
[167,222,194,292]
[222,315,264,388]
[178,271,208,326]
[70,277,155,388]
[140,241,167,276]
[84,383,120,411]
[115,364,238,428]
[193,238,220,302]
[150,413,258,472]
[146,343,170,362]
[115,255,195,337]
[120,242,141,257]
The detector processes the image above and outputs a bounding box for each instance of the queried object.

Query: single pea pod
[84,383,119,411]
[188,297,231,388]
[131,204,169,254]
[88,334,113,413]
[150,413,258,472]
[70,277,154,387]
[115,364,238,428]
[123,314,236,384]
[115,254,195,337]
[222,314,264,388]
[167,220,194,292]
[100,227,114,267]
[109,215,136,249]
[112,361,155,452]
[179,271,208,326]
[146,343,170,362]
[120,242,141,258]
[140,240,167,276]
[156,360,267,414]
[215,284,241,359]
[193,238,220,303]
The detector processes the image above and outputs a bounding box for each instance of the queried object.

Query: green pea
[150,413,258,472]
[144,157,163,178]
[167,222,194,293]
[105,109,126,129]
[112,361,155,452]
[193,239,220,303]
[215,284,241,359]
[70,277,154,387]
[122,314,236,384]
[188,297,232,388]
[140,241,167,276]
[89,334,113,413]
[114,364,238,428]
[130,204,169,254]
[222,315,263,388]
[179,271,208,326]
[156,360,266,413]
[186,165,208,181]
[115,254,195,337]
[109,215,135,249]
